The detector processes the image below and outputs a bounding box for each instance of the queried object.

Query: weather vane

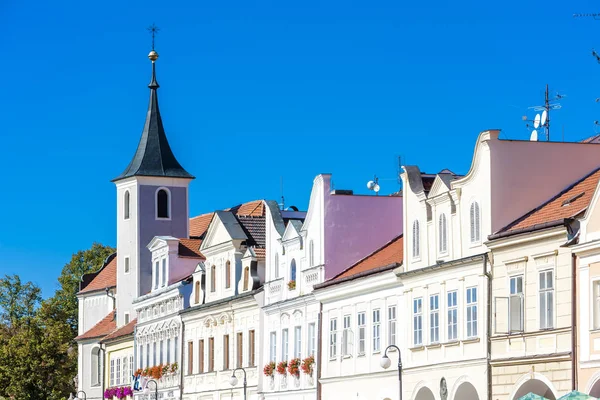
[147,23,160,50]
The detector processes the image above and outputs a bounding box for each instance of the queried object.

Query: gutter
[484,253,492,400]
[180,318,184,400]
[317,302,323,400]
[313,263,400,290]
[572,253,578,390]
[488,219,568,241]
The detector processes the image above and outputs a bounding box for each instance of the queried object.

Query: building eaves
[179,288,263,315]
[488,219,568,241]
[396,253,487,279]
[313,262,399,290]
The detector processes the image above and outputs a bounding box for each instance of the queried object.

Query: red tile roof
[78,256,117,294]
[101,318,137,343]
[228,200,265,217]
[75,311,116,341]
[497,168,600,235]
[178,239,203,258]
[189,212,214,238]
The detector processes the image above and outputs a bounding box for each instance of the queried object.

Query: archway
[512,379,556,400]
[414,387,435,400]
[589,379,600,397]
[454,382,479,400]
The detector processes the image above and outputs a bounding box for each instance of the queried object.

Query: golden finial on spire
[147,23,160,62]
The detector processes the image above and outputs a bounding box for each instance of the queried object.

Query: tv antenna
[279,176,285,210]
[522,84,564,141]
[573,14,600,63]
[366,176,380,195]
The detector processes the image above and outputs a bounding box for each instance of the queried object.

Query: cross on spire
[147,23,160,50]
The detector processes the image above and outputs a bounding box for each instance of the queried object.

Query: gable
[201,212,247,250]
[282,220,301,242]
[428,175,451,198]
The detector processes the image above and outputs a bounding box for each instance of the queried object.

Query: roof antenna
[367,175,380,196]
[279,176,285,211]
[522,84,564,141]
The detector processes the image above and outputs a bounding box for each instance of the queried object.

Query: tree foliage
[0,243,115,400]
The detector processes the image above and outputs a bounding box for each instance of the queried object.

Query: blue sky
[1,0,599,297]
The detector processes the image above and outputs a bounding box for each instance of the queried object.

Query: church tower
[112,44,194,327]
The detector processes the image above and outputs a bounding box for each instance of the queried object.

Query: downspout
[484,253,492,400]
[317,302,323,400]
[180,316,184,400]
[572,253,578,390]
[99,343,106,399]
[105,288,116,311]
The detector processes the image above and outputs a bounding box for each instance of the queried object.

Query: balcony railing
[302,265,324,291]
[267,278,284,301]
[267,372,315,392]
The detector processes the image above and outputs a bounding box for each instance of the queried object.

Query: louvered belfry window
[470,201,480,243]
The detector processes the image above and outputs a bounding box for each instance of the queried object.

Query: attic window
[426,204,432,222]
[562,192,585,207]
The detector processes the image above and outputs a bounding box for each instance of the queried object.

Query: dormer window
[412,220,420,259]
[124,191,130,220]
[156,188,170,219]
[195,281,200,304]
[161,259,167,287]
[210,265,216,292]
[470,201,481,243]
[438,213,448,254]
[243,267,250,291]
[309,240,315,267]
[290,259,297,281]
[225,261,231,289]
[154,261,160,289]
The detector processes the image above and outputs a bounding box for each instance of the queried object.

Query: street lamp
[144,379,158,399]
[73,391,87,400]
[229,367,247,400]
[380,344,402,400]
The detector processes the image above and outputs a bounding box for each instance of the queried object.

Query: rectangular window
[167,338,171,364]
[237,332,243,368]
[199,339,204,373]
[175,336,178,364]
[162,259,167,286]
[539,270,554,329]
[110,359,115,386]
[208,337,214,372]
[294,326,302,359]
[282,329,289,361]
[187,341,194,375]
[413,298,423,346]
[226,261,231,289]
[269,332,277,362]
[510,276,524,332]
[594,281,600,330]
[146,344,149,368]
[447,291,458,340]
[329,318,337,359]
[372,309,381,352]
[124,312,130,325]
[122,357,128,384]
[466,287,478,337]
[430,294,439,343]
[388,306,397,346]
[116,358,121,385]
[358,312,366,355]
[129,355,133,383]
[342,315,352,356]
[139,345,143,370]
[153,342,157,366]
[124,257,130,274]
[154,261,159,289]
[243,267,249,291]
[223,334,230,370]
[308,323,316,356]
[159,340,164,365]
[211,266,216,292]
[249,330,255,367]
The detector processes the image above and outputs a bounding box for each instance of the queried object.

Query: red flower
[301,355,315,375]
[276,360,288,375]
[263,361,276,377]
[287,358,301,377]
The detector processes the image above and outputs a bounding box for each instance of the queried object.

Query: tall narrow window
[388,306,397,346]
[243,267,249,291]
[195,281,200,304]
[91,347,101,386]
[357,312,366,355]
[466,287,478,337]
[282,329,289,361]
[237,332,243,368]
[128,356,133,383]
[309,240,315,267]
[439,214,448,253]
[110,359,115,386]
[225,261,231,289]
[294,326,302,359]
[154,261,159,289]
[146,343,149,368]
[116,358,121,385]
[157,189,169,219]
[210,265,216,292]
[470,201,481,243]
[594,281,600,330]
[329,318,338,359]
[159,340,164,365]
[122,356,129,384]
[198,339,204,373]
[413,298,423,346]
[124,191,130,220]
[223,335,230,370]
[174,337,178,364]
[274,253,279,279]
[167,338,171,364]
[124,257,130,274]
[308,323,316,356]
[153,342,157,366]
[412,220,420,258]
[510,276,524,332]
[290,259,297,282]
[249,330,256,367]
[372,309,381,352]
[429,294,439,343]
[208,337,214,372]
[138,345,143,371]
[123,310,129,324]
[540,270,554,329]
[269,332,277,362]
[161,259,167,287]
[342,315,352,356]
[447,291,458,340]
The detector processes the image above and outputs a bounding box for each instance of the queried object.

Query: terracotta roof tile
[178,239,204,258]
[101,318,137,343]
[253,248,266,259]
[75,311,116,341]
[581,134,600,144]
[332,234,404,281]
[78,256,117,294]
[499,168,600,234]
[189,212,214,238]
[229,200,265,217]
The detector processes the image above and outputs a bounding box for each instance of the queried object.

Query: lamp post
[229,367,247,400]
[144,379,158,400]
[70,391,86,400]
[380,344,402,400]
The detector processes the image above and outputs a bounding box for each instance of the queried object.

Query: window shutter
[470,203,475,242]
[510,295,523,332]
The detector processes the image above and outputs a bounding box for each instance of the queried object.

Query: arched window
[124,191,130,220]
[91,347,101,386]
[156,189,170,219]
[412,220,420,258]
[439,213,448,253]
[243,267,250,291]
[195,280,200,304]
[210,265,216,293]
[309,240,315,267]
[290,259,297,281]
[470,201,481,243]
[274,253,279,279]
[225,261,231,289]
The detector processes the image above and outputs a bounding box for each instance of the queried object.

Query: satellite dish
[534,114,541,129]
[541,110,548,126]
[530,130,538,141]
[373,184,380,193]
[367,181,375,190]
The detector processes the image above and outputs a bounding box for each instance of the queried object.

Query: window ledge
[343,355,352,359]
[444,340,460,347]
[426,343,441,349]
[329,357,337,362]
[462,337,480,344]
[372,350,381,355]
[409,345,425,352]
[590,328,600,333]
[357,353,366,357]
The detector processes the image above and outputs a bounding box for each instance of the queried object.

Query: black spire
[113,47,194,182]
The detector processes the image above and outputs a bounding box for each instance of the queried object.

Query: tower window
[290,259,297,281]
[124,191,130,220]
[243,267,249,291]
[157,189,170,219]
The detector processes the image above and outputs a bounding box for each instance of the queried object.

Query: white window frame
[308,323,316,356]
[439,213,448,254]
[594,280,600,330]
[388,306,397,346]
[282,329,289,361]
[429,294,439,343]
[413,298,423,346]
[447,291,458,341]
[539,269,554,330]
[357,312,366,355]
[124,190,130,220]
[161,258,167,287]
[294,326,302,359]
[129,355,133,383]
[269,332,277,362]
[116,357,121,385]
[329,318,338,359]
[122,356,128,384]
[309,240,315,267]
[110,358,115,387]
[342,315,352,356]
[154,261,160,290]
[372,309,381,352]
[412,220,420,259]
[469,201,481,244]
[509,275,524,333]
[466,287,478,338]
[91,347,101,386]
[155,187,172,220]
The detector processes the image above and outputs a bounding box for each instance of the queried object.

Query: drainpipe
[572,253,577,390]
[317,302,323,400]
[180,316,184,400]
[100,343,106,398]
[484,253,492,400]
[105,288,116,311]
